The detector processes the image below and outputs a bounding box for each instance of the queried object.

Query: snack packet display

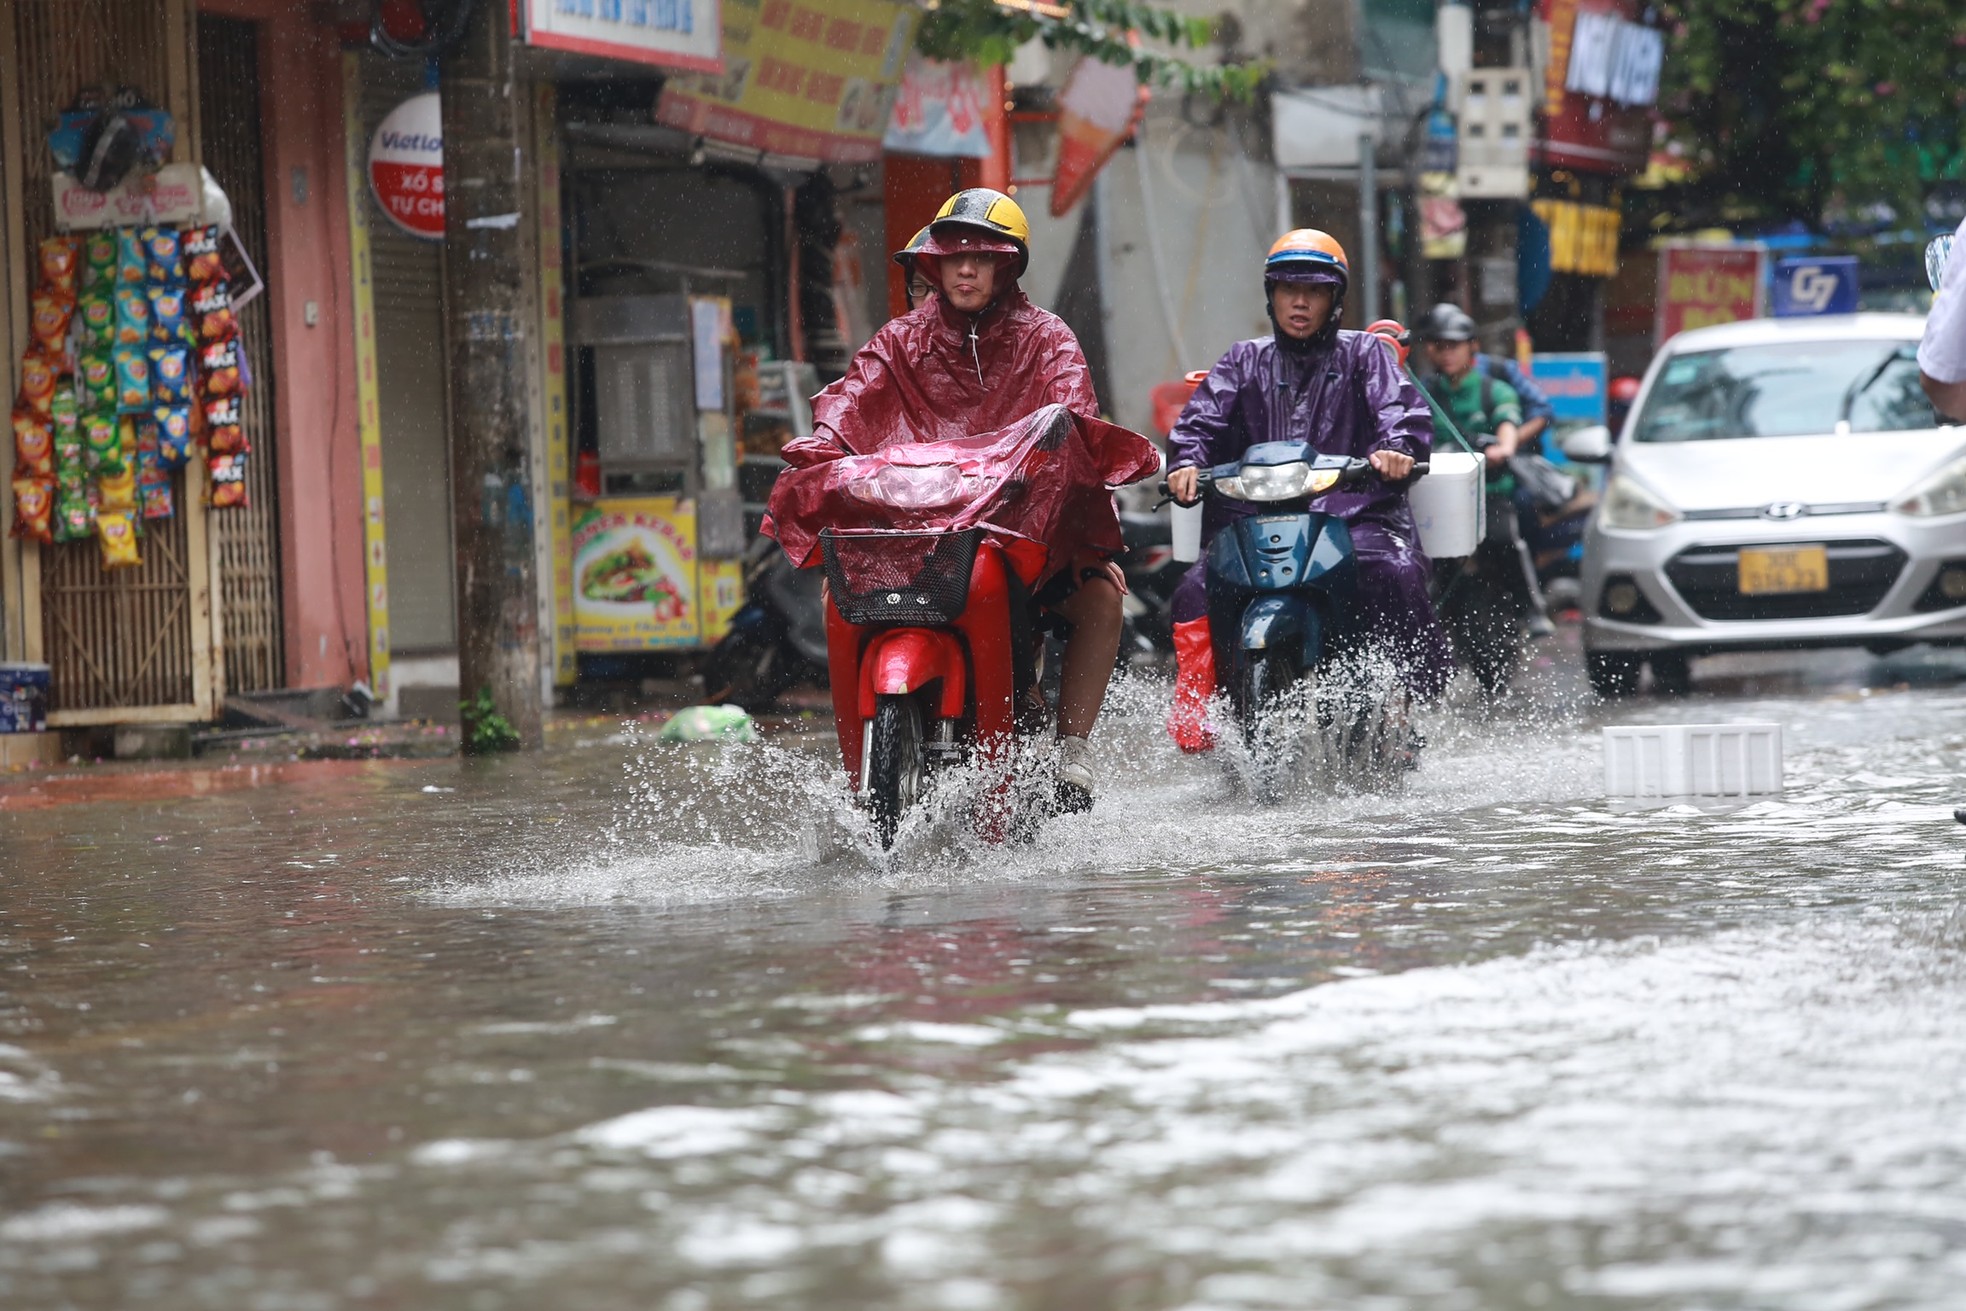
[115,285,151,345]
[198,337,241,395]
[11,476,53,543]
[190,280,236,342]
[149,343,191,403]
[152,405,193,468]
[142,226,183,284]
[97,462,137,515]
[38,236,80,297]
[54,489,93,542]
[31,289,74,352]
[53,411,86,490]
[182,225,223,283]
[12,408,53,477]
[16,353,59,416]
[83,411,125,475]
[117,228,147,286]
[138,455,174,520]
[97,511,141,569]
[148,284,188,343]
[77,290,115,350]
[77,350,114,412]
[82,231,117,289]
[112,345,151,412]
[208,452,248,508]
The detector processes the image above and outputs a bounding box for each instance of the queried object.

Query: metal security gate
[198,13,283,694]
[1,0,216,722]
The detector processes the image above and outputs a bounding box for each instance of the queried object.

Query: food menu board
[572,496,701,651]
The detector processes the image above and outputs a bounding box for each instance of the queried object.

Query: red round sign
[368,93,445,241]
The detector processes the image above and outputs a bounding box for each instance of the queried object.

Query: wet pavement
[4,638,1966,1309]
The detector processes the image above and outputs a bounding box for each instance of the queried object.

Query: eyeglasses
[907,280,933,302]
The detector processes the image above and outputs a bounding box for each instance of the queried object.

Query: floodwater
[4,647,1966,1310]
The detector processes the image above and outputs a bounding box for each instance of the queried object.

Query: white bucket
[1170,500,1203,564]
[1409,450,1484,559]
[1602,723,1784,799]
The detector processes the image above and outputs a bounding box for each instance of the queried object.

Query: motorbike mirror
[1561,425,1614,463]
[1928,233,1954,293]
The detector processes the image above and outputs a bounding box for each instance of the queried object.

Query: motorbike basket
[819,527,981,626]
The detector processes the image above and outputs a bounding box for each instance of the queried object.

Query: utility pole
[441,1,543,751]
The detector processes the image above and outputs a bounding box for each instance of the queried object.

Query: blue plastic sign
[1771,256,1860,316]
[1526,352,1608,425]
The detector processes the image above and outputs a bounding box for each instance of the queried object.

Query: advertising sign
[883,54,991,159]
[573,498,701,651]
[1536,0,1654,175]
[518,0,723,72]
[1051,54,1148,218]
[52,163,202,231]
[1527,352,1610,424]
[1770,256,1861,317]
[368,93,444,241]
[656,0,919,164]
[1656,243,1767,343]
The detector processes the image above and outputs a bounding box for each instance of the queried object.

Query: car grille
[1664,539,1906,621]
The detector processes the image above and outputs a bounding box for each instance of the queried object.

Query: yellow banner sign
[655,0,919,164]
[1533,198,1621,278]
[574,498,701,651]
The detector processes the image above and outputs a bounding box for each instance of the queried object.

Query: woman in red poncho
[767,188,1159,805]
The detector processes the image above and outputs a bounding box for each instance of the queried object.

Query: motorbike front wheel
[1238,654,1301,804]
[867,693,927,850]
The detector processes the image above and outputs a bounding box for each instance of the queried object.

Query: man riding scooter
[1163,229,1452,753]
[769,188,1156,808]
[1417,305,1558,641]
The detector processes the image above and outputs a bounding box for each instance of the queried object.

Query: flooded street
[6,646,1966,1310]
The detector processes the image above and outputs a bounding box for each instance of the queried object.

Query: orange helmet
[1365,318,1409,367]
[1264,229,1349,287]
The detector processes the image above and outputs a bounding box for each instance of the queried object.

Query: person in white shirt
[1919,219,1966,419]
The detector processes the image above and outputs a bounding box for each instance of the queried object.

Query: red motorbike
[818,525,1049,849]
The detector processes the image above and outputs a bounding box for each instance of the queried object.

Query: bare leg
[1052,575,1124,739]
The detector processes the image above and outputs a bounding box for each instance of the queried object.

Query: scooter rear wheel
[867,694,926,850]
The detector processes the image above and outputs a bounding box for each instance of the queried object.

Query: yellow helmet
[922,188,1030,277]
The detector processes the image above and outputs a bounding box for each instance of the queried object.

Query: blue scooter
[1165,443,1426,796]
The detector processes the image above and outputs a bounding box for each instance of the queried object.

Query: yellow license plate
[1738,545,1829,595]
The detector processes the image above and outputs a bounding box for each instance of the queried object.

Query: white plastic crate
[1602,723,1783,799]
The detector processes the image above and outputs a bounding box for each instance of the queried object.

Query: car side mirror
[1561,425,1613,463]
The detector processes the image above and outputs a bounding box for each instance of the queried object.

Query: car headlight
[1893,454,1966,517]
[1219,462,1341,502]
[1598,473,1682,531]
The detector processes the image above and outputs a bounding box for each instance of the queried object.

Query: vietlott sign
[369,94,444,241]
[572,498,700,651]
[1655,242,1767,342]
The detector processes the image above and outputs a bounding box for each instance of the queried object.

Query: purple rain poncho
[1166,328,1453,698]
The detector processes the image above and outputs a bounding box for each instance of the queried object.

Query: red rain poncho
[766,288,1159,580]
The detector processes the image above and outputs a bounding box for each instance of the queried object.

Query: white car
[1575,313,1966,695]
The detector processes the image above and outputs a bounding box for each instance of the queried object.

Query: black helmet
[1420,302,1478,343]
[891,225,930,270]
[922,188,1031,278]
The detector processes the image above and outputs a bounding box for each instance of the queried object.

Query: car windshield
[1632,341,1937,442]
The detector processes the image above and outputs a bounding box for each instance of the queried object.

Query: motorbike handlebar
[1155,457,1426,507]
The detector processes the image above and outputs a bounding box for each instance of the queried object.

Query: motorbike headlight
[1893,454,1966,517]
[1226,462,1341,502]
[1599,473,1681,531]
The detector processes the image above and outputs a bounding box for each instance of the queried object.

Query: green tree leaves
[914,0,1263,100]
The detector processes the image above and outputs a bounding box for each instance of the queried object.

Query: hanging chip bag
[77,350,114,411]
[31,290,74,352]
[191,280,236,342]
[82,231,117,289]
[11,476,53,543]
[143,227,183,284]
[115,285,151,345]
[78,291,115,350]
[152,405,193,468]
[83,411,125,475]
[182,225,223,283]
[97,511,141,569]
[199,337,241,396]
[15,353,58,416]
[12,408,53,477]
[209,451,247,508]
[112,346,151,412]
[117,228,147,287]
[98,461,137,515]
[138,454,173,520]
[150,343,191,403]
[37,236,80,297]
[203,394,246,454]
[148,284,188,344]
